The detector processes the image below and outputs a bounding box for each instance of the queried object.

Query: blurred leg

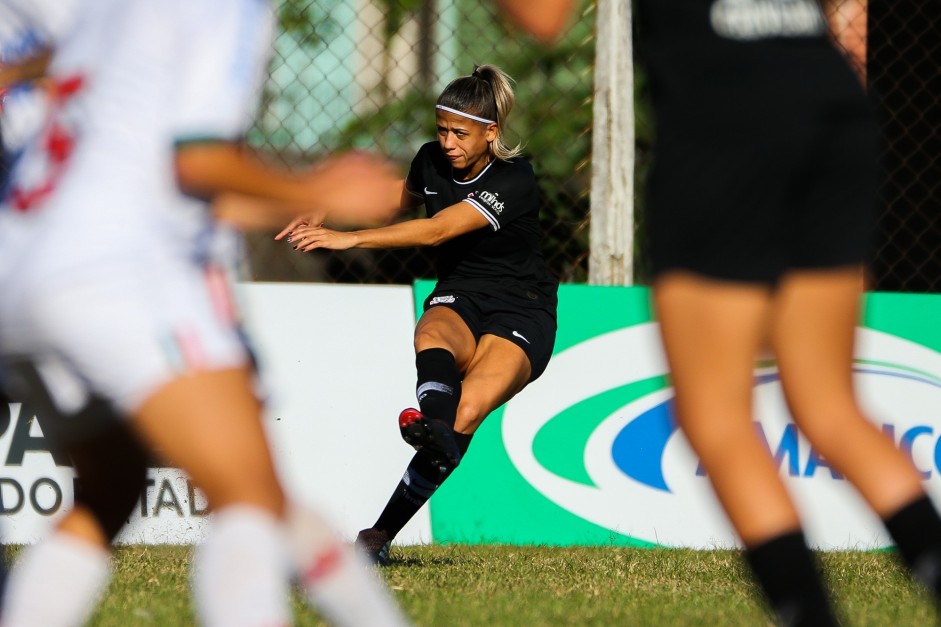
[134,367,407,626]
[132,367,290,627]
[770,268,924,515]
[132,367,284,515]
[654,273,798,543]
[3,466,116,627]
[287,505,408,627]
[1,385,146,627]
[771,268,941,597]
[654,272,836,626]
[1,532,111,627]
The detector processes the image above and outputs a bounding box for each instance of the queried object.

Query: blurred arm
[175,142,402,228]
[494,0,577,42]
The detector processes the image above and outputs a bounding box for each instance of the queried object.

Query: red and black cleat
[398,407,462,467]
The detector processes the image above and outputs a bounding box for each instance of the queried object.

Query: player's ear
[484,123,498,143]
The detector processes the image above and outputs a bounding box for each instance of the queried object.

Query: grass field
[14,544,934,626]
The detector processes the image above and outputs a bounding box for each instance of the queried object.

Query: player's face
[435,111,497,180]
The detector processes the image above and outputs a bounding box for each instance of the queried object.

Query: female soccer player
[0,1,407,625]
[280,64,559,565]
[636,0,941,624]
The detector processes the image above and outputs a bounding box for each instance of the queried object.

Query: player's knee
[454,401,486,434]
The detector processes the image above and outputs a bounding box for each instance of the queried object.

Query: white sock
[286,504,410,627]
[2,532,111,627]
[193,505,291,627]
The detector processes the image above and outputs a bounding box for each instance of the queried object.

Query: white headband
[435,105,495,125]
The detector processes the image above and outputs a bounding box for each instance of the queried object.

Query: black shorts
[423,280,557,382]
[648,99,879,284]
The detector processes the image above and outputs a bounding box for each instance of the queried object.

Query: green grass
[7,544,937,626]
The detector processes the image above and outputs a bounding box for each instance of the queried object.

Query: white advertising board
[0,283,430,546]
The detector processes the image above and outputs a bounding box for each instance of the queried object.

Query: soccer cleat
[355,528,392,567]
[398,408,462,467]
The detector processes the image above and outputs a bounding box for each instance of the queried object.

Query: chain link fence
[246,0,596,284]
[246,0,940,291]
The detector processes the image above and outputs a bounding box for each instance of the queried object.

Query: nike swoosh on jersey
[512,330,531,344]
[424,187,438,195]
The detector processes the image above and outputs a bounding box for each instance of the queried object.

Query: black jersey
[636,0,866,136]
[405,141,555,292]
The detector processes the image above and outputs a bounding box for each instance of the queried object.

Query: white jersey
[3,0,273,268]
[0,0,80,162]
[0,0,275,413]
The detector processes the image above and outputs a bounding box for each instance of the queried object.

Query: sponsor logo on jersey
[430,295,456,305]
[710,0,826,41]
[477,190,505,215]
[502,323,941,548]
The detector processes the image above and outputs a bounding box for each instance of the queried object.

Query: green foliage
[277,0,341,48]
[377,0,424,45]
[329,88,437,159]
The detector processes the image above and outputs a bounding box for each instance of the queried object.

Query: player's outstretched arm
[272,178,414,240]
[494,0,576,42]
[286,201,490,252]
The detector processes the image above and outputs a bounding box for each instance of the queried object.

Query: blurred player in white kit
[0,0,409,625]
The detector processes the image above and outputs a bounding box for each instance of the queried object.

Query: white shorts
[0,252,250,416]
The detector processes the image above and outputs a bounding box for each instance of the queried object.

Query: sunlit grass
[7,543,936,626]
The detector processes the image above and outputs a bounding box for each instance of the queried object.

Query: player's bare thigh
[132,366,285,515]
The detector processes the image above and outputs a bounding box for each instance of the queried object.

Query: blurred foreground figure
[638,0,941,623]
[0,0,408,625]
[505,0,941,625]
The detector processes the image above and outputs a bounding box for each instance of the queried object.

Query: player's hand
[274,213,323,241]
[287,225,357,252]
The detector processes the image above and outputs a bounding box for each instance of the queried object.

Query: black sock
[373,431,473,539]
[884,496,941,597]
[416,348,461,428]
[745,531,838,627]
[453,431,473,456]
